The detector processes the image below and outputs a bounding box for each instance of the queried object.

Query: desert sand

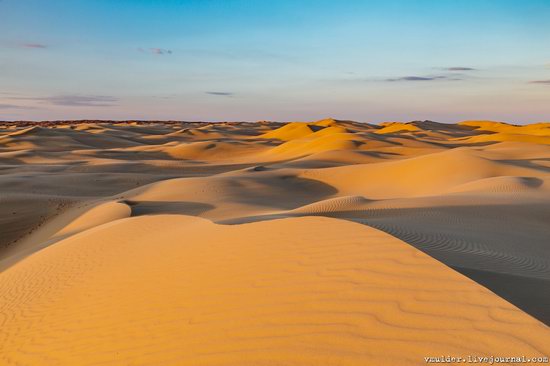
[1,119,549,365]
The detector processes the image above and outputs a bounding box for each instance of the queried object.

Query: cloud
[0,103,38,110]
[152,48,172,55]
[446,67,476,71]
[44,95,119,106]
[11,95,119,107]
[206,91,234,96]
[139,47,173,55]
[385,75,451,82]
[22,43,47,49]
[326,72,466,84]
[530,80,550,85]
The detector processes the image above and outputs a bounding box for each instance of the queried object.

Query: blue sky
[1,0,549,122]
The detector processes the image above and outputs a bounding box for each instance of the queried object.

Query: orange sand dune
[1,215,549,365]
[1,119,550,365]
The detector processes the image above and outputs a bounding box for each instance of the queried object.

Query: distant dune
[1,119,549,365]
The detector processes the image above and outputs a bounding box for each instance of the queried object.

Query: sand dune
[277,194,550,325]
[1,215,549,365]
[1,119,550,364]
[298,147,546,199]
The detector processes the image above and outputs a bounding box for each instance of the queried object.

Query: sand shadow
[123,200,215,217]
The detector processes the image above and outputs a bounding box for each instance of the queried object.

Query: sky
[0,0,549,123]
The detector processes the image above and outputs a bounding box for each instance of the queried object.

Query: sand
[1,119,549,365]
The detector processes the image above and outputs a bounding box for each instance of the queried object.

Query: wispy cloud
[10,95,119,107]
[530,80,550,84]
[385,75,454,82]
[206,91,234,96]
[22,43,47,49]
[139,47,173,55]
[0,103,38,110]
[446,67,476,71]
[324,72,467,84]
[45,95,119,106]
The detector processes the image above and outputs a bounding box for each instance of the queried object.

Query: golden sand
[1,119,549,365]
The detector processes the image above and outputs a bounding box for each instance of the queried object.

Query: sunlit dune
[1,119,550,365]
[376,121,421,134]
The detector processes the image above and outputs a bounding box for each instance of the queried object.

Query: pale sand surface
[1,119,550,364]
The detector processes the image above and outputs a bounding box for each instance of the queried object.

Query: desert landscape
[0,118,549,365]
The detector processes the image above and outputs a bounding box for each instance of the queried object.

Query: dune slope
[1,215,549,366]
